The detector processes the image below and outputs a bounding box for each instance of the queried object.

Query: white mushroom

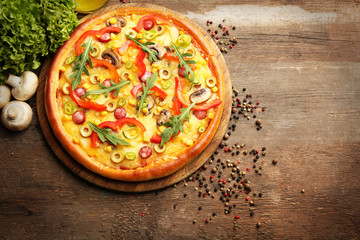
[1,101,33,131]
[0,85,11,109]
[6,71,39,101]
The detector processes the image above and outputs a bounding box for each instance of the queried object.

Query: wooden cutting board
[36,3,232,192]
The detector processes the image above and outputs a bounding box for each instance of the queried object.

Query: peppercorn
[272,159,278,165]
[198,206,202,210]
[256,222,262,228]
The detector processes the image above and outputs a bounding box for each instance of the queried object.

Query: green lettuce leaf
[0,0,79,84]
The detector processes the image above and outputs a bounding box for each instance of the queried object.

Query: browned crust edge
[45,6,225,182]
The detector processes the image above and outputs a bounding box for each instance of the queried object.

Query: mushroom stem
[7,107,18,120]
[6,74,21,88]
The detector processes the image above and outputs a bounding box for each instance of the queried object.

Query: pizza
[45,7,224,182]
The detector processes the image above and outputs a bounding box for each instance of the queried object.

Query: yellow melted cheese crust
[55,14,220,170]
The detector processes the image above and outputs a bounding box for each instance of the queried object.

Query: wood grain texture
[0,0,359,239]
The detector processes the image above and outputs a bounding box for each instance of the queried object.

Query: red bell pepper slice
[117,40,138,55]
[91,118,146,147]
[92,59,119,83]
[130,84,167,99]
[75,30,98,56]
[192,99,222,111]
[175,77,222,111]
[136,50,147,78]
[175,77,190,106]
[69,87,107,112]
[132,15,171,32]
[164,52,180,62]
[75,27,122,56]
[173,97,181,115]
[150,134,161,143]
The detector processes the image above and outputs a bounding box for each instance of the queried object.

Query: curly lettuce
[0,0,79,84]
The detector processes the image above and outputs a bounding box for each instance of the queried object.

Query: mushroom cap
[190,88,212,104]
[101,49,122,68]
[9,71,39,101]
[1,101,33,131]
[0,85,11,109]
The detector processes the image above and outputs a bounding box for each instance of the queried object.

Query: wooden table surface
[1,0,359,239]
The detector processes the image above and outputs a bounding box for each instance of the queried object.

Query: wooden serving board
[36,3,231,192]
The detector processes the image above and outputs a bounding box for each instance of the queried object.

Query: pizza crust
[45,7,224,182]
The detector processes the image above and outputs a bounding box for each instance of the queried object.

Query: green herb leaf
[170,42,197,86]
[88,122,129,146]
[126,35,158,63]
[137,72,158,117]
[81,80,130,98]
[70,37,94,90]
[159,102,196,147]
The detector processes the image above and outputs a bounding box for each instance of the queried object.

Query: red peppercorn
[235,215,240,219]
[141,213,145,216]
[224,193,228,197]
[219,179,223,182]
[246,168,250,172]
[223,180,227,184]
[210,175,214,179]
[257,101,260,105]
[205,219,209,223]
[245,197,250,201]
[230,45,233,49]
[254,105,257,109]
[224,148,229,152]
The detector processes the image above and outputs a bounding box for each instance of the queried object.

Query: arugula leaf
[159,102,196,147]
[70,37,94,90]
[126,35,158,63]
[170,42,197,86]
[137,72,158,117]
[81,80,130,98]
[88,122,129,146]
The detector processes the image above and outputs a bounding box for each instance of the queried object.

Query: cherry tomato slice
[72,111,86,124]
[193,110,207,120]
[143,19,155,30]
[99,32,111,43]
[139,146,152,159]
